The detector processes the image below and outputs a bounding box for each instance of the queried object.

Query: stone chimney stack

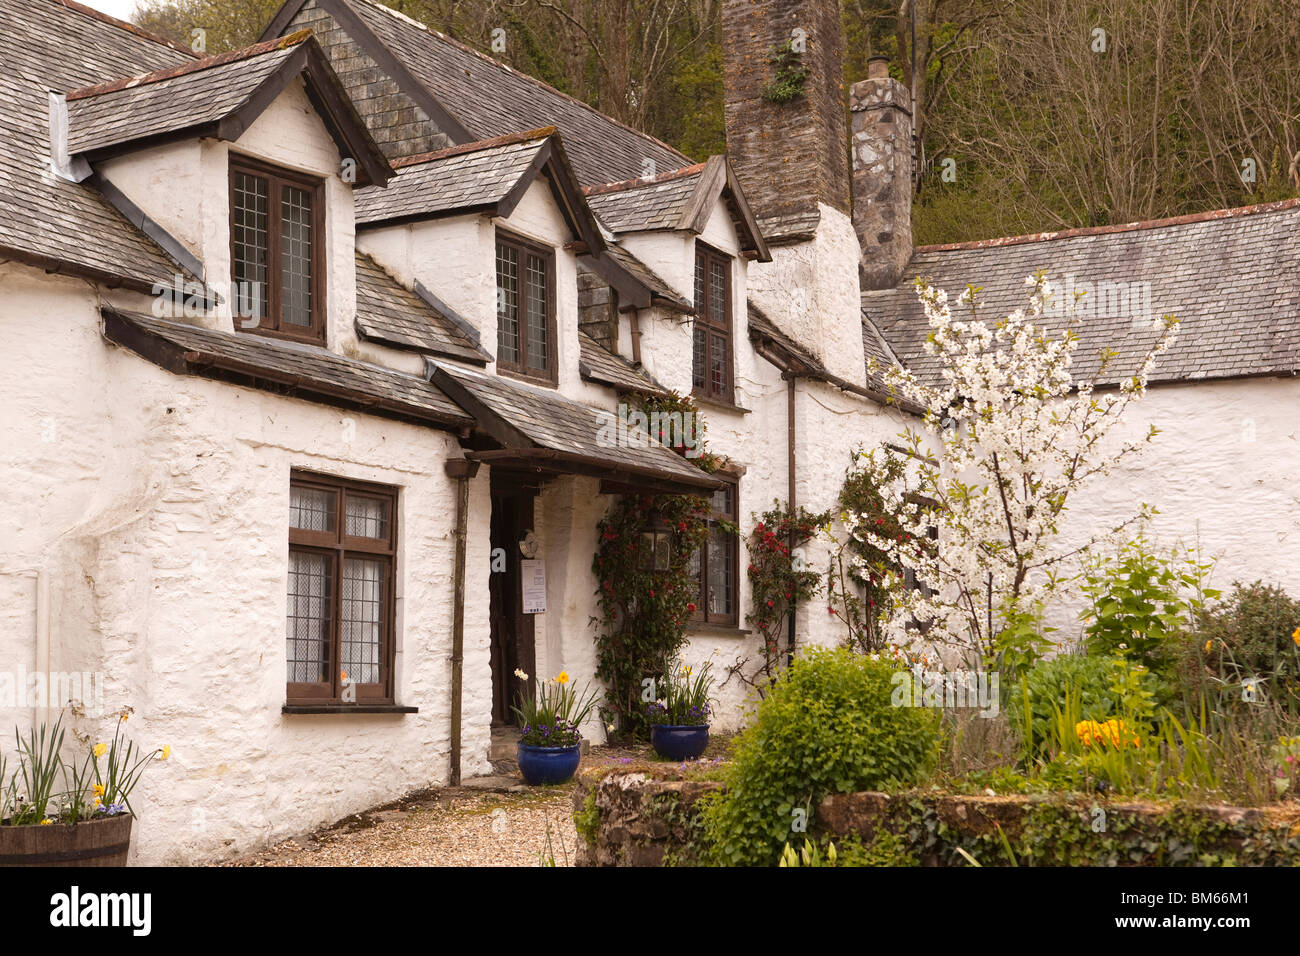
[851,56,913,290]
[722,0,850,241]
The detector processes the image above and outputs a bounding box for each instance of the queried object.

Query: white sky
[77,0,142,24]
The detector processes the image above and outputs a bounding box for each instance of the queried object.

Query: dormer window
[230,157,325,343]
[495,230,557,385]
[692,243,732,402]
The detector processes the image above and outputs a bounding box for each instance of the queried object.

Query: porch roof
[426,360,721,493]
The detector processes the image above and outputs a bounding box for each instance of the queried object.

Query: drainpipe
[444,457,480,786]
[629,308,643,366]
[786,373,797,670]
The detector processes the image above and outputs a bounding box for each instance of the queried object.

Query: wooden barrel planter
[0,814,132,867]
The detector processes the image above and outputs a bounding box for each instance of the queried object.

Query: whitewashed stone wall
[744,203,868,385]
[0,263,492,864]
[1047,376,1300,642]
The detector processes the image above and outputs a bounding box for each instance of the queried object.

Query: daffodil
[93,743,107,759]
[1205,639,1213,653]
[555,671,570,685]
[160,745,171,760]
[1293,626,1300,647]
[92,783,105,797]
[513,668,529,680]
[39,818,53,826]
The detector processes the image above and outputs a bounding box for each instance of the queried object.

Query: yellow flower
[682,666,692,677]
[1292,626,1300,647]
[93,743,107,759]
[39,818,53,826]
[555,671,570,685]
[92,783,105,797]
[1205,640,1213,653]
[160,745,171,761]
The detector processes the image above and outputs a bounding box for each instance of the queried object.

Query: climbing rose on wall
[848,272,1180,668]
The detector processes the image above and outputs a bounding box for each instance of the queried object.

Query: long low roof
[865,199,1300,389]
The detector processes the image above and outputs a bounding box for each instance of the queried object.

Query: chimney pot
[867,56,890,80]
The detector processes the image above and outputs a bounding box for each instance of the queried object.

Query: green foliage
[830,451,910,654]
[1007,653,1144,758]
[744,502,830,686]
[1080,535,1217,674]
[512,672,601,747]
[761,39,808,103]
[132,0,284,54]
[593,393,720,739]
[8,719,65,825]
[701,647,940,866]
[1194,580,1300,697]
[989,598,1057,681]
[573,789,600,848]
[646,660,715,726]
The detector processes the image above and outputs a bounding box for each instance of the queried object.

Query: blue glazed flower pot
[650,724,710,761]
[517,742,582,786]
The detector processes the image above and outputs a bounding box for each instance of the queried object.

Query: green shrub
[700,647,940,866]
[1080,535,1215,675]
[1194,581,1300,691]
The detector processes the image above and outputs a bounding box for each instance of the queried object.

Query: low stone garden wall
[573,766,1300,866]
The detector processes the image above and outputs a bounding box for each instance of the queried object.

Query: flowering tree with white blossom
[847,272,1180,669]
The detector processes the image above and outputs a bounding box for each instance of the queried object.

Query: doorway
[488,476,537,726]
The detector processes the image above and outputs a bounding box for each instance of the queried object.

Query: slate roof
[66,36,304,156]
[284,0,691,187]
[354,130,549,225]
[578,331,666,396]
[0,0,197,291]
[866,200,1300,388]
[748,301,827,376]
[103,307,473,429]
[585,166,705,233]
[354,251,487,362]
[600,243,693,313]
[427,360,719,490]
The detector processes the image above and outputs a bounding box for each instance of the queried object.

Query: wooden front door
[489,478,537,726]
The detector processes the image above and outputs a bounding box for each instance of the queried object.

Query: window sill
[685,623,751,637]
[498,365,558,389]
[690,392,751,415]
[282,704,418,715]
[236,324,326,347]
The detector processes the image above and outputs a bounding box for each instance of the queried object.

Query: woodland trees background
[131,0,1300,243]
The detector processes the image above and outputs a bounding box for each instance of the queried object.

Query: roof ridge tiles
[65,28,314,101]
[915,197,1300,253]
[353,0,689,166]
[49,0,199,58]
[390,127,556,167]
[583,163,708,196]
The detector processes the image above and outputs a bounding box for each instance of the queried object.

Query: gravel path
[224,786,579,867]
[223,737,731,867]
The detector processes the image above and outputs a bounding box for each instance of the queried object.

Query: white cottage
[1,0,1297,864]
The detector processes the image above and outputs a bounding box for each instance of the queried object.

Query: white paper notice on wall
[521,559,547,614]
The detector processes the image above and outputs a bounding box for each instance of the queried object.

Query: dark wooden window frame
[494,228,559,386]
[692,241,734,404]
[691,473,739,626]
[287,470,397,706]
[229,154,327,344]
